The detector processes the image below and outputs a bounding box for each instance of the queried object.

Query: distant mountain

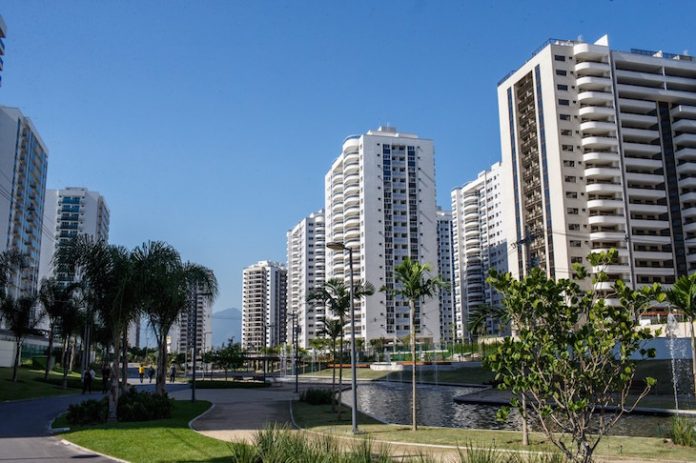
[211,308,242,348]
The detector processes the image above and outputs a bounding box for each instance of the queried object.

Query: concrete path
[171,383,301,443]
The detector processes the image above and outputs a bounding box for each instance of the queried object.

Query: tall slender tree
[307,278,374,418]
[666,273,696,399]
[38,278,79,380]
[319,318,343,412]
[133,241,217,395]
[384,258,447,431]
[1,295,44,381]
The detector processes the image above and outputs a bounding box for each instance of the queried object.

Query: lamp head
[326,241,346,251]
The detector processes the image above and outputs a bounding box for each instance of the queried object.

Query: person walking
[82,367,94,394]
[101,364,111,394]
[169,364,176,383]
[147,365,155,383]
[138,364,145,383]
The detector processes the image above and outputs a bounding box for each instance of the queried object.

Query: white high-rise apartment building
[287,209,326,349]
[499,36,696,287]
[0,106,48,299]
[451,162,507,340]
[39,188,110,284]
[174,284,213,355]
[242,261,287,351]
[436,209,455,343]
[325,126,440,343]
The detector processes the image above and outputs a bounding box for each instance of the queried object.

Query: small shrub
[66,398,108,425]
[671,416,696,447]
[299,388,333,405]
[117,388,173,421]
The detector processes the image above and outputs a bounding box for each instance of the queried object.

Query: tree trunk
[337,332,344,420]
[410,300,417,432]
[68,337,76,372]
[12,338,21,382]
[156,336,167,395]
[120,330,128,392]
[62,338,70,389]
[331,344,337,412]
[44,325,55,380]
[108,332,122,423]
[690,316,696,400]
[521,393,529,446]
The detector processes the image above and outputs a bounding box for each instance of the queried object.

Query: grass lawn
[292,401,696,462]
[0,367,82,401]
[301,367,390,381]
[58,400,235,463]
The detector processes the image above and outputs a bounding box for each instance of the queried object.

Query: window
[570,240,582,248]
[558,99,570,106]
[562,144,574,152]
[557,84,568,91]
[563,160,575,167]
[556,69,567,76]
[567,208,579,215]
[565,191,578,199]
[554,55,566,62]
[568,223,580,231]
[560,114,570,120]
[571,256,583,264]
[561,129,572,136]
[565,176,576,183]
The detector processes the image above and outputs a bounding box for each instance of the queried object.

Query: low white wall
[0,339,16,368]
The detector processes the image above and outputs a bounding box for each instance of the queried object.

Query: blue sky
[1,0,695,314]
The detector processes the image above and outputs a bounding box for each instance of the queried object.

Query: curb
[59,438,129,463]
[47,413,70,434]
[187,402,216,430]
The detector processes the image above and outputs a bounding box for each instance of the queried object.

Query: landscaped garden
[0,366,82,401]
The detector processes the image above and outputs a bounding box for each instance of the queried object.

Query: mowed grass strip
[0,367,82,401]
[60,400,234,463]
[292,401,696,462]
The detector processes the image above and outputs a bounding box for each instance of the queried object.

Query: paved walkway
[171,383,300,443]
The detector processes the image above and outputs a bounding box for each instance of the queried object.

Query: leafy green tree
[384,258,448,432]
[665,273,696,398]
[1,295,44,381]
[319,318,343,411]
[307,278,374,419]
[133,241,217,395]
[38,278,79,380]
[216,342,244,381]
[486,250,665,463]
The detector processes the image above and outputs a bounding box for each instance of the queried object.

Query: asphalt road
[0,382,189,462]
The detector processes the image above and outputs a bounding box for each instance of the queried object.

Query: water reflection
[353,382,672,438]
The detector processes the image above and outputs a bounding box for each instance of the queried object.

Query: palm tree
[666,273,696,399]
[319,318,343,412]
[385,258,447,432]
[0,249,29,300]
[58,236,140,420]
[133,241,218,395]
[0,295,43,381]
[307,278,374,418]
[56,301,83,388]
[38,278,79,380]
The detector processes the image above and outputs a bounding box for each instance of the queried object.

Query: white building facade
[324,126,440,343]
[436,209,455,343]
[241,261,287,351]
[172,284,213,355]
[0,16,6,87]
[39,187,110,284]
[499,36,696,287]
[287,209,326,349]
[0,106,48,299]
[451,162,507,340]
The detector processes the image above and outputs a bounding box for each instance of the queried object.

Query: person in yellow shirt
[138,364,145,383]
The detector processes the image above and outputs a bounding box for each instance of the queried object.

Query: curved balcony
[344,193,360,207]
[579,105,615,120]
[583,151,619,163]
[620,112,657,127]
[634,267,675,277]
[680,177,696,189]
[593,281,614,291]
[577,75,613,92]
[344,227,360,241]
[590,231,626,241]
[575,61,611,76]
[619,98,656,114]
[464,228,480,239]
[585,166,621,180]
[588,214,625,226]
[344,183,359,197]
[574,43,608,60]
[581,136,618,150]
[344,171,360,184]
[672,118,696,134]
[672,105,696,118]
[344,214,360,227]
[464,210,478,221]
[684,221,696,233]
[591,264,630,275]
[579,120,616,134]
[465,262,483,272]
[591,247,629,257]
[681,207,696,220]
[615,69,665,87]
[587,199,624,210]
[586,182,623,194]
[344,159,359,174]
[578,91,614,105]
[465,246,481,256]
[463,202,479,213]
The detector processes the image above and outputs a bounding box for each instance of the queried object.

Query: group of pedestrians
[81,363,180,394]
[138,364,156,383]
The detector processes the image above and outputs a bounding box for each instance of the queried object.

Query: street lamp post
[326,241,359,434]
